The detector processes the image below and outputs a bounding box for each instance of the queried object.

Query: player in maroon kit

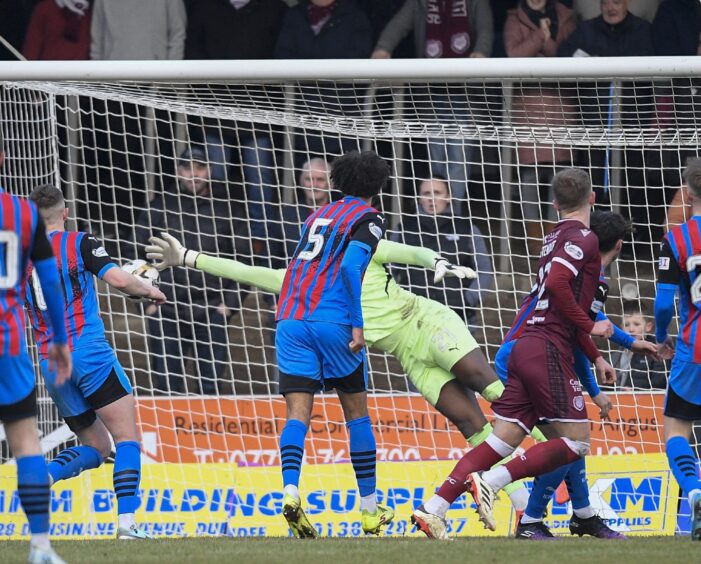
[411,168,617,539]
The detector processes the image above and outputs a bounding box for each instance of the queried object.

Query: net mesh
[0,73,694,533]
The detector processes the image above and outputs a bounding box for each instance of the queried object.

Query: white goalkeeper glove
[433,257,477,284]
[145,232,199,271]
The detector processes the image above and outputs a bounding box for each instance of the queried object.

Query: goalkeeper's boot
[411,505,451,541]
[569,515,625,539]
[28,546,67,564]
[515,520,556,540]
[692,491,701,541]
[282,494,317,539]
[467,472,497,531]
[361,504,394,536]
[117,524,152,540]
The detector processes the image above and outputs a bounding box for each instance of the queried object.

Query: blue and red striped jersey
[658,217,701,363]
[277,196,385,324]
[26,231,117,358]
[0,192,41,356]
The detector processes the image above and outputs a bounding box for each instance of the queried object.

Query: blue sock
[113,441,141,514]
[347,416,376,497]
[524,464,569,520]
[280,419,307,489]
[564,458,590,510]
[666,436,701,498]
[48,445,103,483]
[17,455,50,534]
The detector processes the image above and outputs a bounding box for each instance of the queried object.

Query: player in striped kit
[655,158,701,541]
[25,184,166,540]
[0,155,71,562]
[273,151,393,537]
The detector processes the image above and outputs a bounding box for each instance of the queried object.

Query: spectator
[358,0,415,58]
[275,0,373,59]
[372,0,494,217]
[184,0,287,259]
[277,157,333,261]
[505,0,577,255]
[571,0,659,22]
[666,184,691,230]
[610,302,668,390]
[392,176,494,326]
[90,0,186,60]
[492,0,519,57]
[133,146,249,395]
[652,0,701,128]
[23,0,91,60]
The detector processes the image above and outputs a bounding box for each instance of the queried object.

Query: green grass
[4,537,697,564]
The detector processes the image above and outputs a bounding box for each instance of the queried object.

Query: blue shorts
[0,352,36,406]
[41,340,132,419]
[494,340,514,384]
[275,320,367,393]
[666,356,701,413]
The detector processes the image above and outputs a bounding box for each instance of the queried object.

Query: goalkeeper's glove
[145,233,199,271]
[433,257,477,284]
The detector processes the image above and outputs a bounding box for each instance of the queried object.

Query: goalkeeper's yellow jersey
[195,239,439,346]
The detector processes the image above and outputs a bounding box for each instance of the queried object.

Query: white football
[121,259,160,301]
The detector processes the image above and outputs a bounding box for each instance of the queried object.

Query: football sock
[280,419,308,494]
[433,440,504,506]
[467,423,492,447]
[347,416,377,511]
[530,426,547,443]
[504,481,530,512]
[565,457,590,511]
[48,445,103,484]
[524,465,569,520]
[484,439,580,489]
[113,441,141,516]
[480,380,504,402]
[666,436,701,503]
[17,455,50,545]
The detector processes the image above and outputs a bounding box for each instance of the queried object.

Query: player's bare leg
[6,417,65,564]
[337,389,394,535]
[95,394,150,539]
[450,349,502,401]
[280,392,317,538]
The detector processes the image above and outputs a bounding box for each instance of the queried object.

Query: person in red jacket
[23,0,91,60]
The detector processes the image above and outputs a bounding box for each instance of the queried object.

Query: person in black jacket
[610,302,669,390]
[133,146,250,394]
[391,176,494,327]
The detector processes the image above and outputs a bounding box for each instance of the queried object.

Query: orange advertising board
[136,392,665,465]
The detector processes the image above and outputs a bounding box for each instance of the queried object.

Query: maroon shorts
[491,335,588,431]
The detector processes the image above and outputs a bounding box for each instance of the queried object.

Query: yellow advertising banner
[0,454,677,539]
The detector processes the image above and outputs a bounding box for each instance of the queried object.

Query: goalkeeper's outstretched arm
[145,233,285,295]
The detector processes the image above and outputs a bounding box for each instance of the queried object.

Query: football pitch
[3,537,696,564]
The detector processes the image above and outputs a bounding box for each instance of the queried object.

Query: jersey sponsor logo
[573,396,585,411]
[92,246,108,258]
[368,222,383,241]
[535,298,549,310]
[564,242,584,260]
[591,300,604,314]
[659,256,670,271]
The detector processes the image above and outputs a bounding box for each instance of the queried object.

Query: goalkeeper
[146,233,540,517]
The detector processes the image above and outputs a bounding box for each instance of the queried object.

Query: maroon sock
[435,441,503,503]
[503,438,580,482]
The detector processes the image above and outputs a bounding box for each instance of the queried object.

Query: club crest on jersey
[659,256,670,271]
[369,222,382,240]
[573,396,585,411]
[564,242,584,260]
[92,246,108,258]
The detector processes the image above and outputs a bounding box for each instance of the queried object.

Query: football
[121,259,160,301]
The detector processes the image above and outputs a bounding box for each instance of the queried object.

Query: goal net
[0,58,695,538]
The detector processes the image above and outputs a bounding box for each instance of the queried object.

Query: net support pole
[499,80,514,274]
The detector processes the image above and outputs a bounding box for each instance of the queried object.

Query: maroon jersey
[523,218,601,359]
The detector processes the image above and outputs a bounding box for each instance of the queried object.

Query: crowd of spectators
[2,0,690,394]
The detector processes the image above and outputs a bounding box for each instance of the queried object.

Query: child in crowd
[610,302,668,390]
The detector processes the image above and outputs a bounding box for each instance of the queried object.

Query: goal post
[0,57,696,538]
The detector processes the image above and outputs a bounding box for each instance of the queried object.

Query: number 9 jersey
[658,217,701,364]
[277,196,385,325]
